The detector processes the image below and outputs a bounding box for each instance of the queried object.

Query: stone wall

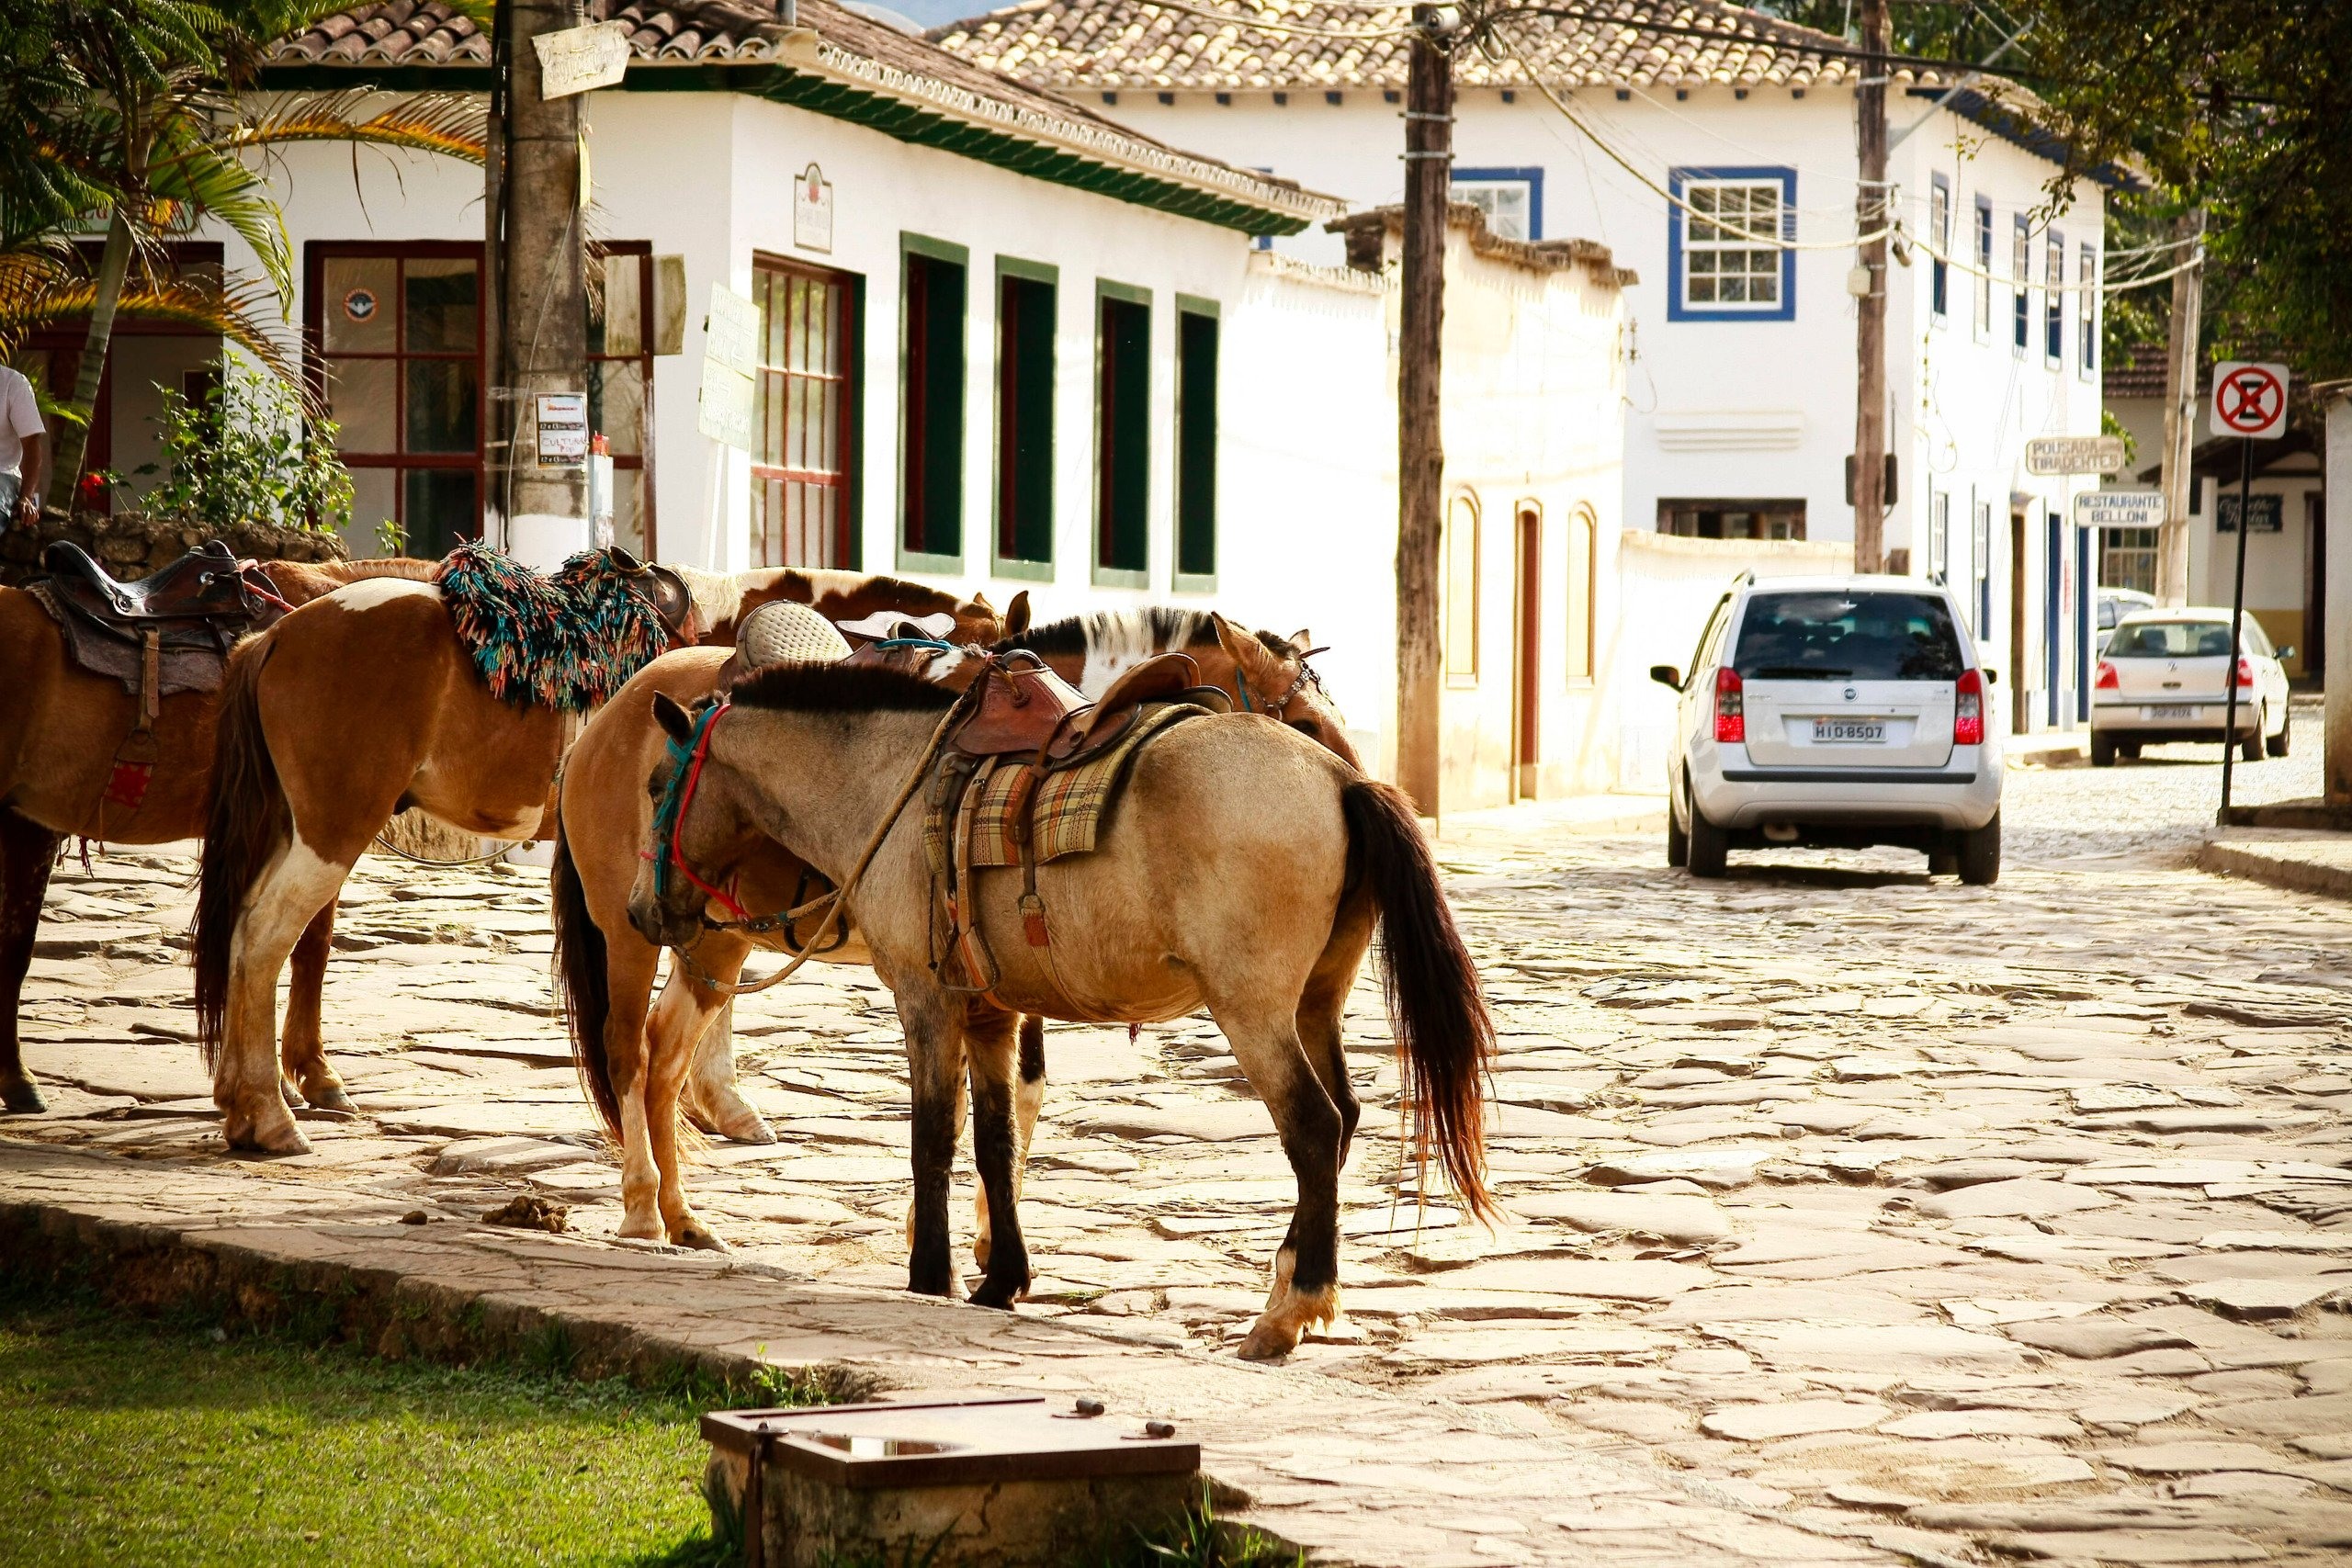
[0,511,346,587]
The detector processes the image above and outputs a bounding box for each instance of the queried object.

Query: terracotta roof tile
[927,0,1964,93]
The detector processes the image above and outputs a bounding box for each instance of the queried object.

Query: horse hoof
[1,1081,47,1115]
[688,1094,775,1145]
[305,1086,358,1114]
[618,1216,667,1243]
[969,1277,1027,1312]
[227,1115,313,1157]
[673,1224,729,1252]
[1236,1322,1302,1362]
[278,1077,308,1109]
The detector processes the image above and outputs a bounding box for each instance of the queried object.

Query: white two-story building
[933,0,2123,747]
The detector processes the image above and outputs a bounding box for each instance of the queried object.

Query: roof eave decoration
[1906,86,2146,192]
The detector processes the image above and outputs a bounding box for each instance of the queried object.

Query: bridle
[1235,645,1333,725]
[644,699,747,921]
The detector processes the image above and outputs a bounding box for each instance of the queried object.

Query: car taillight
[2237,657,2255,688]
[1713,668,1745,744]
[1954,668,1984,746]
[2095,660,2120,691]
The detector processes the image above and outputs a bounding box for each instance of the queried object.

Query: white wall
[1075,84,2108,734]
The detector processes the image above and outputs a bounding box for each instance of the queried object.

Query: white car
[2090,608,2291,767]
[1655,574,2005,885]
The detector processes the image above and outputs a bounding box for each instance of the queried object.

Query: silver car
[1654,574,2006,885]
[2089,608,2291,766]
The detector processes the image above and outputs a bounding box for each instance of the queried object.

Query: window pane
[608,466,647,558]
[1096,294,1149,572]
[322,256,397,353]
[589,359,644,457]
[404,357,479,453]
[1176,310,1216,579]
[402,467,478,558]
[345,466,397,554]
[403,257,478,353]
[1444,498,1478,679]
[322,356,398,453]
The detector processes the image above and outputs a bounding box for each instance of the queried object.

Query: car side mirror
[1983,667,1999,685]
[1649,664,1683,692]
[2278,645,2296,661]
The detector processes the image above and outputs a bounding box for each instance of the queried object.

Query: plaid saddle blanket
[929,703,1203,872]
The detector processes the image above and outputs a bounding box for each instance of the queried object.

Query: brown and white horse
[622,660,1492,1359]
[548,606,1352,1255]
[0,556,435,1116]
[190,567,1006,1154]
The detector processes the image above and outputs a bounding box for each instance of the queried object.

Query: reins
[655,690,975,998]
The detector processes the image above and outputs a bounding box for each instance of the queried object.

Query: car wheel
[1667,790,1690,867]
[1958,811,2001,886]
[2267,708,2291,758]
[2242,706,2266,763]
[2118,741,2143,760]
[2090,733,2117,768]
[1686,787,1729,879]
[1927,850,1959,876]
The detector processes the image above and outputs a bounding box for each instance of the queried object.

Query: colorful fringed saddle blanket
[433,544,679,712]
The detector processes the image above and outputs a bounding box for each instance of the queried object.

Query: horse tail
[192,634,288,1066]
[549,811,622,1143]
[1340,777,1496,1224]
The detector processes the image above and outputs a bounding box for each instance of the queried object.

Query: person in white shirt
[1,365,50,526]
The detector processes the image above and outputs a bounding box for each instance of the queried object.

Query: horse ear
[651,693,695,744]
[971,590,996,614]
[1003,590,1032,636]
[1287,628,1314,654]
[1212,613,1276,678]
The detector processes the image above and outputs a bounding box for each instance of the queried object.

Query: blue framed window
[1972,196,1994,339]
[2044,231,2064,364]
[2011,214,2030,353]
[1668,166,1795,322]
[2078,244,2098,378]
[1928,175,1951,321]
[1452,166,1544,241]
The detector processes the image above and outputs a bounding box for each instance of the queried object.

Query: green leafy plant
[134,370,351,536]
[1121,1488,1305,1568]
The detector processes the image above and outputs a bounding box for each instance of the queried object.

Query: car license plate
[2143,705,2199,720]
[1813,718,1886,744]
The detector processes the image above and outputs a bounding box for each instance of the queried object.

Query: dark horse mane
[727,659,961,715]
[993,606,1221,658]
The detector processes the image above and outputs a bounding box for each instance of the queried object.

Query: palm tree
[5,0,484,502]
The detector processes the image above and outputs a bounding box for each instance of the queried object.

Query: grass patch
[0,1296,734,1567]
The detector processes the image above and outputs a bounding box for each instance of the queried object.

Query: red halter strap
[642,700,752,923]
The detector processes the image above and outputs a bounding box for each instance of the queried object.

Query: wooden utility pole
[482,0,510,546]
[1849,0,1890,572]
[2156,209,2206,605]
[496,0,590,554]
[1396,5,1455,814]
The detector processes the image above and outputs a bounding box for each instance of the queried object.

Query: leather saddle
[606,548,696,642]
[42,539,259,630]
[953,649,1230,769]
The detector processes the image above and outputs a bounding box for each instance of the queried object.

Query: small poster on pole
[535,392,588,467]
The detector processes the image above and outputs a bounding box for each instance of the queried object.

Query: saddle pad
[951,704,1202,870]
[26,581,232,698]
[434,543,677,712]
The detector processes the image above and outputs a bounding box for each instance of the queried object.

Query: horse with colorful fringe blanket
[187,549,1016,1156]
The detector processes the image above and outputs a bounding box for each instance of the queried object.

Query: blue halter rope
[649,700,728,907]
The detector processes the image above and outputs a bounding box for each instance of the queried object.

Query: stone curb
[2197,835,2352,900]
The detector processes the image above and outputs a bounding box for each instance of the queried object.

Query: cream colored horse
[619,660,1494,1360]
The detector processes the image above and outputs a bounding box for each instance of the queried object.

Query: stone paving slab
[0,1143,1885,1568]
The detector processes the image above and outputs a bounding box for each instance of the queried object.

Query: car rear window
[2107,620,2234,658]
[1733,591,1965,682]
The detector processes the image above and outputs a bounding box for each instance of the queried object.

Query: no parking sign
[2212,361,2290,440]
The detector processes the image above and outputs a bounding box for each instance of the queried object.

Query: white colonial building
[933,0,2122,746]
[17,0,1634,799]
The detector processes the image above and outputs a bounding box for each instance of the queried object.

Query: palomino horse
[191,567,1006,1155]
[622,660,1493,1360]
[550,607,1351,1257]
[0,555,435,1115]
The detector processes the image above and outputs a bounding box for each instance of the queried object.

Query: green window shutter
[997,271,1056,564]
[900,245,966,561]
[1095,294,1150,574]
[1175,308,1218,582]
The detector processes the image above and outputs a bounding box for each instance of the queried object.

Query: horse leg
[603,935,668,1243]
[679,994,775,1145]
[964,1007,1033,1309]
[898,989,968,1299]
[974,1013,1046,1269]
[0,811,62,1114]
[217,839,350,1155]
[645,943,747,1250]
[277,903,351,1113]
[1211,1000,1345,1362]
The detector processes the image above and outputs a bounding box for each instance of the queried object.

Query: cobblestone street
[11,718,2352,1564]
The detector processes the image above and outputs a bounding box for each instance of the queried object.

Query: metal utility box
[702,1393,1201,1568]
